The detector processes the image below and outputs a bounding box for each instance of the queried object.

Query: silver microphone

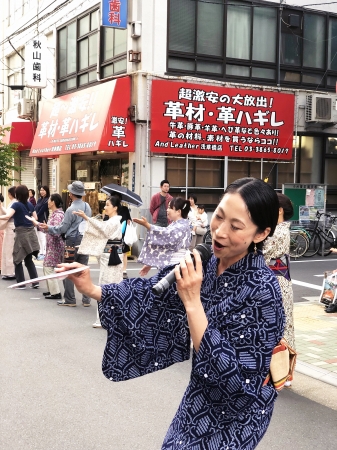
[152,243,213,295]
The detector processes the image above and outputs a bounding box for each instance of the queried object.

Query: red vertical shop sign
[150,80,295,160]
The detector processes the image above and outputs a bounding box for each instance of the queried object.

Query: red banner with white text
[150,80,295,160]
[30,77,134,157]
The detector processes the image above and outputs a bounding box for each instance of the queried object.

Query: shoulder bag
[263,338,297,391]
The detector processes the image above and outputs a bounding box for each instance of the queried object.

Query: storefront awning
[2,121,37,150]
[30,77,135,157]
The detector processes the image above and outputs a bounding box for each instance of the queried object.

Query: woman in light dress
[133,197,191,276]
[188,194,198,251]
[0,187,17,280]
[74,196,123,327]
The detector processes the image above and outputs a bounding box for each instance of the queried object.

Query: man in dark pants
[39,181,91,306]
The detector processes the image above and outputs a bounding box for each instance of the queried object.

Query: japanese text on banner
[150,81,295,160]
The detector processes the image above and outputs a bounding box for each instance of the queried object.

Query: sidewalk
[294,299,337,387]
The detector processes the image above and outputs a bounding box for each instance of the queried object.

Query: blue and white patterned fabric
[98,251,284,450]
[137,218,191,269]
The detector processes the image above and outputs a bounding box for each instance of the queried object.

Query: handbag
[124,223,138,247]
[103,239,123,266]
[64,246,76,263]
[63,204,88,262]
[195,226,207,236]
[63,231,79,263]
[263,338,297,391]
[319,271,337,306]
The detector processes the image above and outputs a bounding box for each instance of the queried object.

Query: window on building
[166,157,224,208]
[303,14,325,69]
[57,7,127,94]
[226,1,251,60]
[101,27,127,77]
[168,0,280,81]
[252,7,277,63]
[168,0,196,53]
[167,0,337,90]
[7,50,25,109]
[329,18,337,71]
[281,12,302,66]
[197,1,224,57]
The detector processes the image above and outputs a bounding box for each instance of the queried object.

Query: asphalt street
[1,257,337,450]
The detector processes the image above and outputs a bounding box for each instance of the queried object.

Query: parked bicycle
[291,211,337,257]
[289,229,309,258]
[203,225,212,246]
[202,216,335,259]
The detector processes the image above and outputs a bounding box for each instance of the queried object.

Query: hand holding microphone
[152,243,212,295]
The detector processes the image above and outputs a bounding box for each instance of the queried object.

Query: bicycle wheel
[289,232,308,258]
[317,230,335,256]
[203,230,212,246]
[303,232,321,257]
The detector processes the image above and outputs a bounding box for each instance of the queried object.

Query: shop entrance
[73,153,129,187]
[70,152,130,215]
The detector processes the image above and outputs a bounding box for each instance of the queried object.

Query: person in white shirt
[190,205,208,249]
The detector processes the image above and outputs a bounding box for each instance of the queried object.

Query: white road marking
[292,279,322,291]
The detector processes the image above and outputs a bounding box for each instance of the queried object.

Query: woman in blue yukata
[57,177,285,450]
[133,196,192,276]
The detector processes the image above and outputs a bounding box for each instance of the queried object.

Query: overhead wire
[0,0,71,47]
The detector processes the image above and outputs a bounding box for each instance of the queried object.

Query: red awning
[30,77,135,157]
[2,121,37,150]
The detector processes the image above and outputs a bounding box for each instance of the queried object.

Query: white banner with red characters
[150,80,295,160]
[30,77,134,157]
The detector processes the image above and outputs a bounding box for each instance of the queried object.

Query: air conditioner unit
[305,94,337,123]
[17,98,34,117]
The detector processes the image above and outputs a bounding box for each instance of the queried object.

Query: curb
[295,360,337,387]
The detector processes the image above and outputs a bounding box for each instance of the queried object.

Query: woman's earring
[254,243,257,255]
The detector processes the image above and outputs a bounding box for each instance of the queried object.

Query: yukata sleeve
[201,212,208,227]
[147,223,185,249]
[138,223,187,268]
[192,270,285,414]
[42,211,63,233]
[86,217,122,240]
[98,266,191,382]
[48,208,74,236]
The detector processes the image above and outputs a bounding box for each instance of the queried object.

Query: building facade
[1,0,337,230]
